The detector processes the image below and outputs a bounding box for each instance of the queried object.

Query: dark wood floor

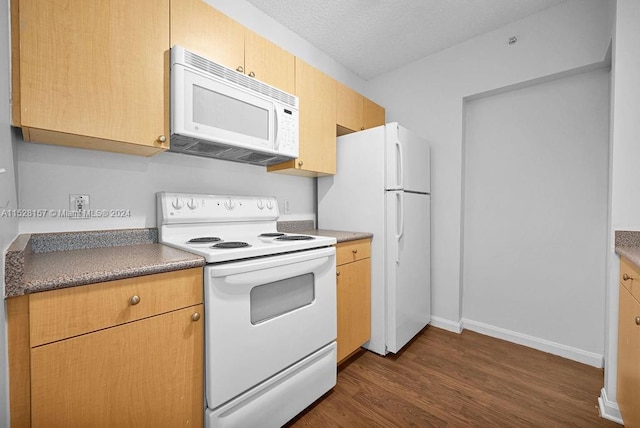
[287,327,618,427]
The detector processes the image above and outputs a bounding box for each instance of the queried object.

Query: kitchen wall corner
[1,0,20,425]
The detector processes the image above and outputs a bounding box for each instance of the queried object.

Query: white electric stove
[157,192,337,428]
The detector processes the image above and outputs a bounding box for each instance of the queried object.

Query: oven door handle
[221,256,332,287]
[208,246,336,278]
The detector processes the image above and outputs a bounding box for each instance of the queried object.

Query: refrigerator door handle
[395,139,404,190]
[395,192,404,263]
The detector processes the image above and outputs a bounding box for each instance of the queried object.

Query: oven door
[204,246,336,410]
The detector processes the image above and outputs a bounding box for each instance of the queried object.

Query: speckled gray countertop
[4,222,371,298]
[4,229,205,298]
[615,230,640,268]
[277,220,373,243]
[300,229,373,244]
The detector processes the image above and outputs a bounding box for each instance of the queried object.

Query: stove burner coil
[188,237,222,243]
[211,241,251,249]
[259,233,286,237]
[275,235,315,241]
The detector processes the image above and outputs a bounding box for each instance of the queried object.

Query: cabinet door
[18,0,169,154]
[336,81,363,135]
[245,30,295,94]
[618,284,640,427]
[31,305,204,427]
[268,58,336,176]
[170,0,244,71]
[337,258,371,363]
[363,96,386,130]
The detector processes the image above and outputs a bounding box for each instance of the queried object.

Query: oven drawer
[29,268,203,346]
[336,239,371,265]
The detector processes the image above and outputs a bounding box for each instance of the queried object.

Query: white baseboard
[598,388,623,424]
[430,316,463,333]
[461,318,604,368]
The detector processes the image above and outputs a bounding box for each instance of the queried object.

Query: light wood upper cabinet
[363,96,386,130]
[12,0,170,156]
[171,0,294,94]
[336,239,372,363]
[268,58,337,176]
[244,29,295,94]
[170,0,244,71]
[336,82,386,136]
[336,82,363,134]
[618,261,640,428]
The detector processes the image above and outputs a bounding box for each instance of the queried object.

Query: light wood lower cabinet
[618,258,640,427]
[336,239,371,363]
[7,268,204,428]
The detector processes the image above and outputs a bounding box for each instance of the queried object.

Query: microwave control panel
[276,105,299,158]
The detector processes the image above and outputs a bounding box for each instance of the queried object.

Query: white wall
[600,0,640,421]
[462,68,610,366]
[366,0,613,332]
[204,0,365,92]
[0,0,20,424]
[18,144,317,232]
[16,0,368,234]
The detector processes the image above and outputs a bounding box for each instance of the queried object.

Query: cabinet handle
[623,273,634,281]
[158,135,166,143]
[298,160,304,167]
[635,316,640,326]
[336,270,340,276]
[361,127,365,131]
[236,65,244,73]
[129,295,141,306]
[192,312,201,322]
[248,71,255,78]
[352,249,358,254]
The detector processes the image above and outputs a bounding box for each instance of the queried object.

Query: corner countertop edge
[4,230,205,298]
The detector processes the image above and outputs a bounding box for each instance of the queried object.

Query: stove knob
[257,200,265,210]
[266,200,274,210]
[224,199,236,210]
[187,198,198,210]
[171,198,184,210]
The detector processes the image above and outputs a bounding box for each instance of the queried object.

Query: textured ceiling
[245,0,568,80]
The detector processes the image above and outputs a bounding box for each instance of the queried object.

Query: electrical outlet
[283,199,291,214]
[69,194,90,219]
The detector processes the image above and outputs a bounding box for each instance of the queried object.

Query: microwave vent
[238,152,278,164]
[186,140,231,156]
[169,134,293,167]
[184,50,297,109]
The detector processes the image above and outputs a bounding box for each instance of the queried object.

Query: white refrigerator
[317,122,430,355]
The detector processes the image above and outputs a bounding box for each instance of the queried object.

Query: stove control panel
[157,192,279,224]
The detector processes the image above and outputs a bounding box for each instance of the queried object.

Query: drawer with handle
[29,268,203,346]
[620,257,640,303]
[336,239,371,266]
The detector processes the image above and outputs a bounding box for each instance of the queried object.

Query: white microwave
[170,45,299,166]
